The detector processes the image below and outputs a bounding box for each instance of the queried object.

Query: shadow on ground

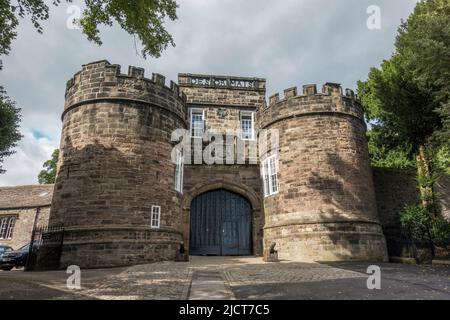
[228,260,450,300]
[0,257,449,300]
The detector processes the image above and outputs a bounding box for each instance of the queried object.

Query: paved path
[0,257,449,300]
[188,271,234,300]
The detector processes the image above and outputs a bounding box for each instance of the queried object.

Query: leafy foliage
[400,205,450,246]
[358,0,450,168]
[0,84,22,174]
[1,1,178,170]
[400,205,433,242]
[367,127,416,169]
[435,146,450,175]
[357,55,440,154]
[0,0,178,58]
[38,149,59,184]
[358,0,450,216]
[395,0,450,147]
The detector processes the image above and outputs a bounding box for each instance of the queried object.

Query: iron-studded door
[189,189,252,256]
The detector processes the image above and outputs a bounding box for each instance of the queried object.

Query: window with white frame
[0,216,16,240]
[261,155,279,197]
[174,149,184,193]
[190,108,205,138]
[151,206,161,229]
[240,111,254,140]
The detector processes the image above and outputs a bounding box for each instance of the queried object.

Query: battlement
[259,83,364,129]
[267,83,359,107]
[64,60,187,122]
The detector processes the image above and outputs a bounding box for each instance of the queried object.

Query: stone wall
[198,106,253,135]
[437,175,450,221]
[2,64,446,267]
[0,185,53,250]
[259,84,363,129]
[48,62,450,267]
[178,74,266,257]
[50,61,187,268]
[0,207,49,249]
[178,73,266,165]
[373,168,450,257]
[258,83,388,262]
[65,60,186,121]
[372,168,419,256]
[178,74,265,109]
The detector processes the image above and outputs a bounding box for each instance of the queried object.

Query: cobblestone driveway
[0,257,449,300]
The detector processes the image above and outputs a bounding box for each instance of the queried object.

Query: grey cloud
[0,0,417,185]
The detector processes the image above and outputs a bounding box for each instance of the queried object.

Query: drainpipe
[32,207,41,231]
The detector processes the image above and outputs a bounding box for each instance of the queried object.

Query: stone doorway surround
[182,180,263,257]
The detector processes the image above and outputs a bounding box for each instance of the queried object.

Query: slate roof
[0,185,54,209]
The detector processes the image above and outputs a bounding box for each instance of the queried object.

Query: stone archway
[182,180,263,256]
[189,189,252,256]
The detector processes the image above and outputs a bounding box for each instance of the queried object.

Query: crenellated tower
[50,60,187,268]
[258,83,388,261]
[48,60,388,268]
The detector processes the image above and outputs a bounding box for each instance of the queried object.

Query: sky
[0,0,418,186]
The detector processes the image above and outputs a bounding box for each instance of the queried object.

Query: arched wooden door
[189,189,252,256]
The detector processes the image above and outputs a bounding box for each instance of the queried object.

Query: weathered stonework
[372,168,420,257]
[47,61,389,268]
[182,165,264,256]
[373,168,450,257]
[177,73,266,257]
[178,73,266,109]
[3,61,450,268]
[0,185,52,249]
[259,84,388,261]
[50,61,187,268]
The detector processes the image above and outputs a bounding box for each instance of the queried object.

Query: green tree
[395,0,450,147]
[358,0,450,212]
[0,0,178,58]
[358,0,450,259]
[38,149,59,184]
[435,146,450,175]
[1,1,178,168]
[357,55,441,211]
[367,127,416,170]
[0,84,22,174]
[400,205,450,260]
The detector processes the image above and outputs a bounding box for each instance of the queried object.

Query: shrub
[400,205,433,243]
[400,205,450,260]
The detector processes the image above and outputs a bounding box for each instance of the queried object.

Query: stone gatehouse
[32,59,390,269]
[2,60,449,269]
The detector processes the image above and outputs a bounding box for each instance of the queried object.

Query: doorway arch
[189,189,253,256]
